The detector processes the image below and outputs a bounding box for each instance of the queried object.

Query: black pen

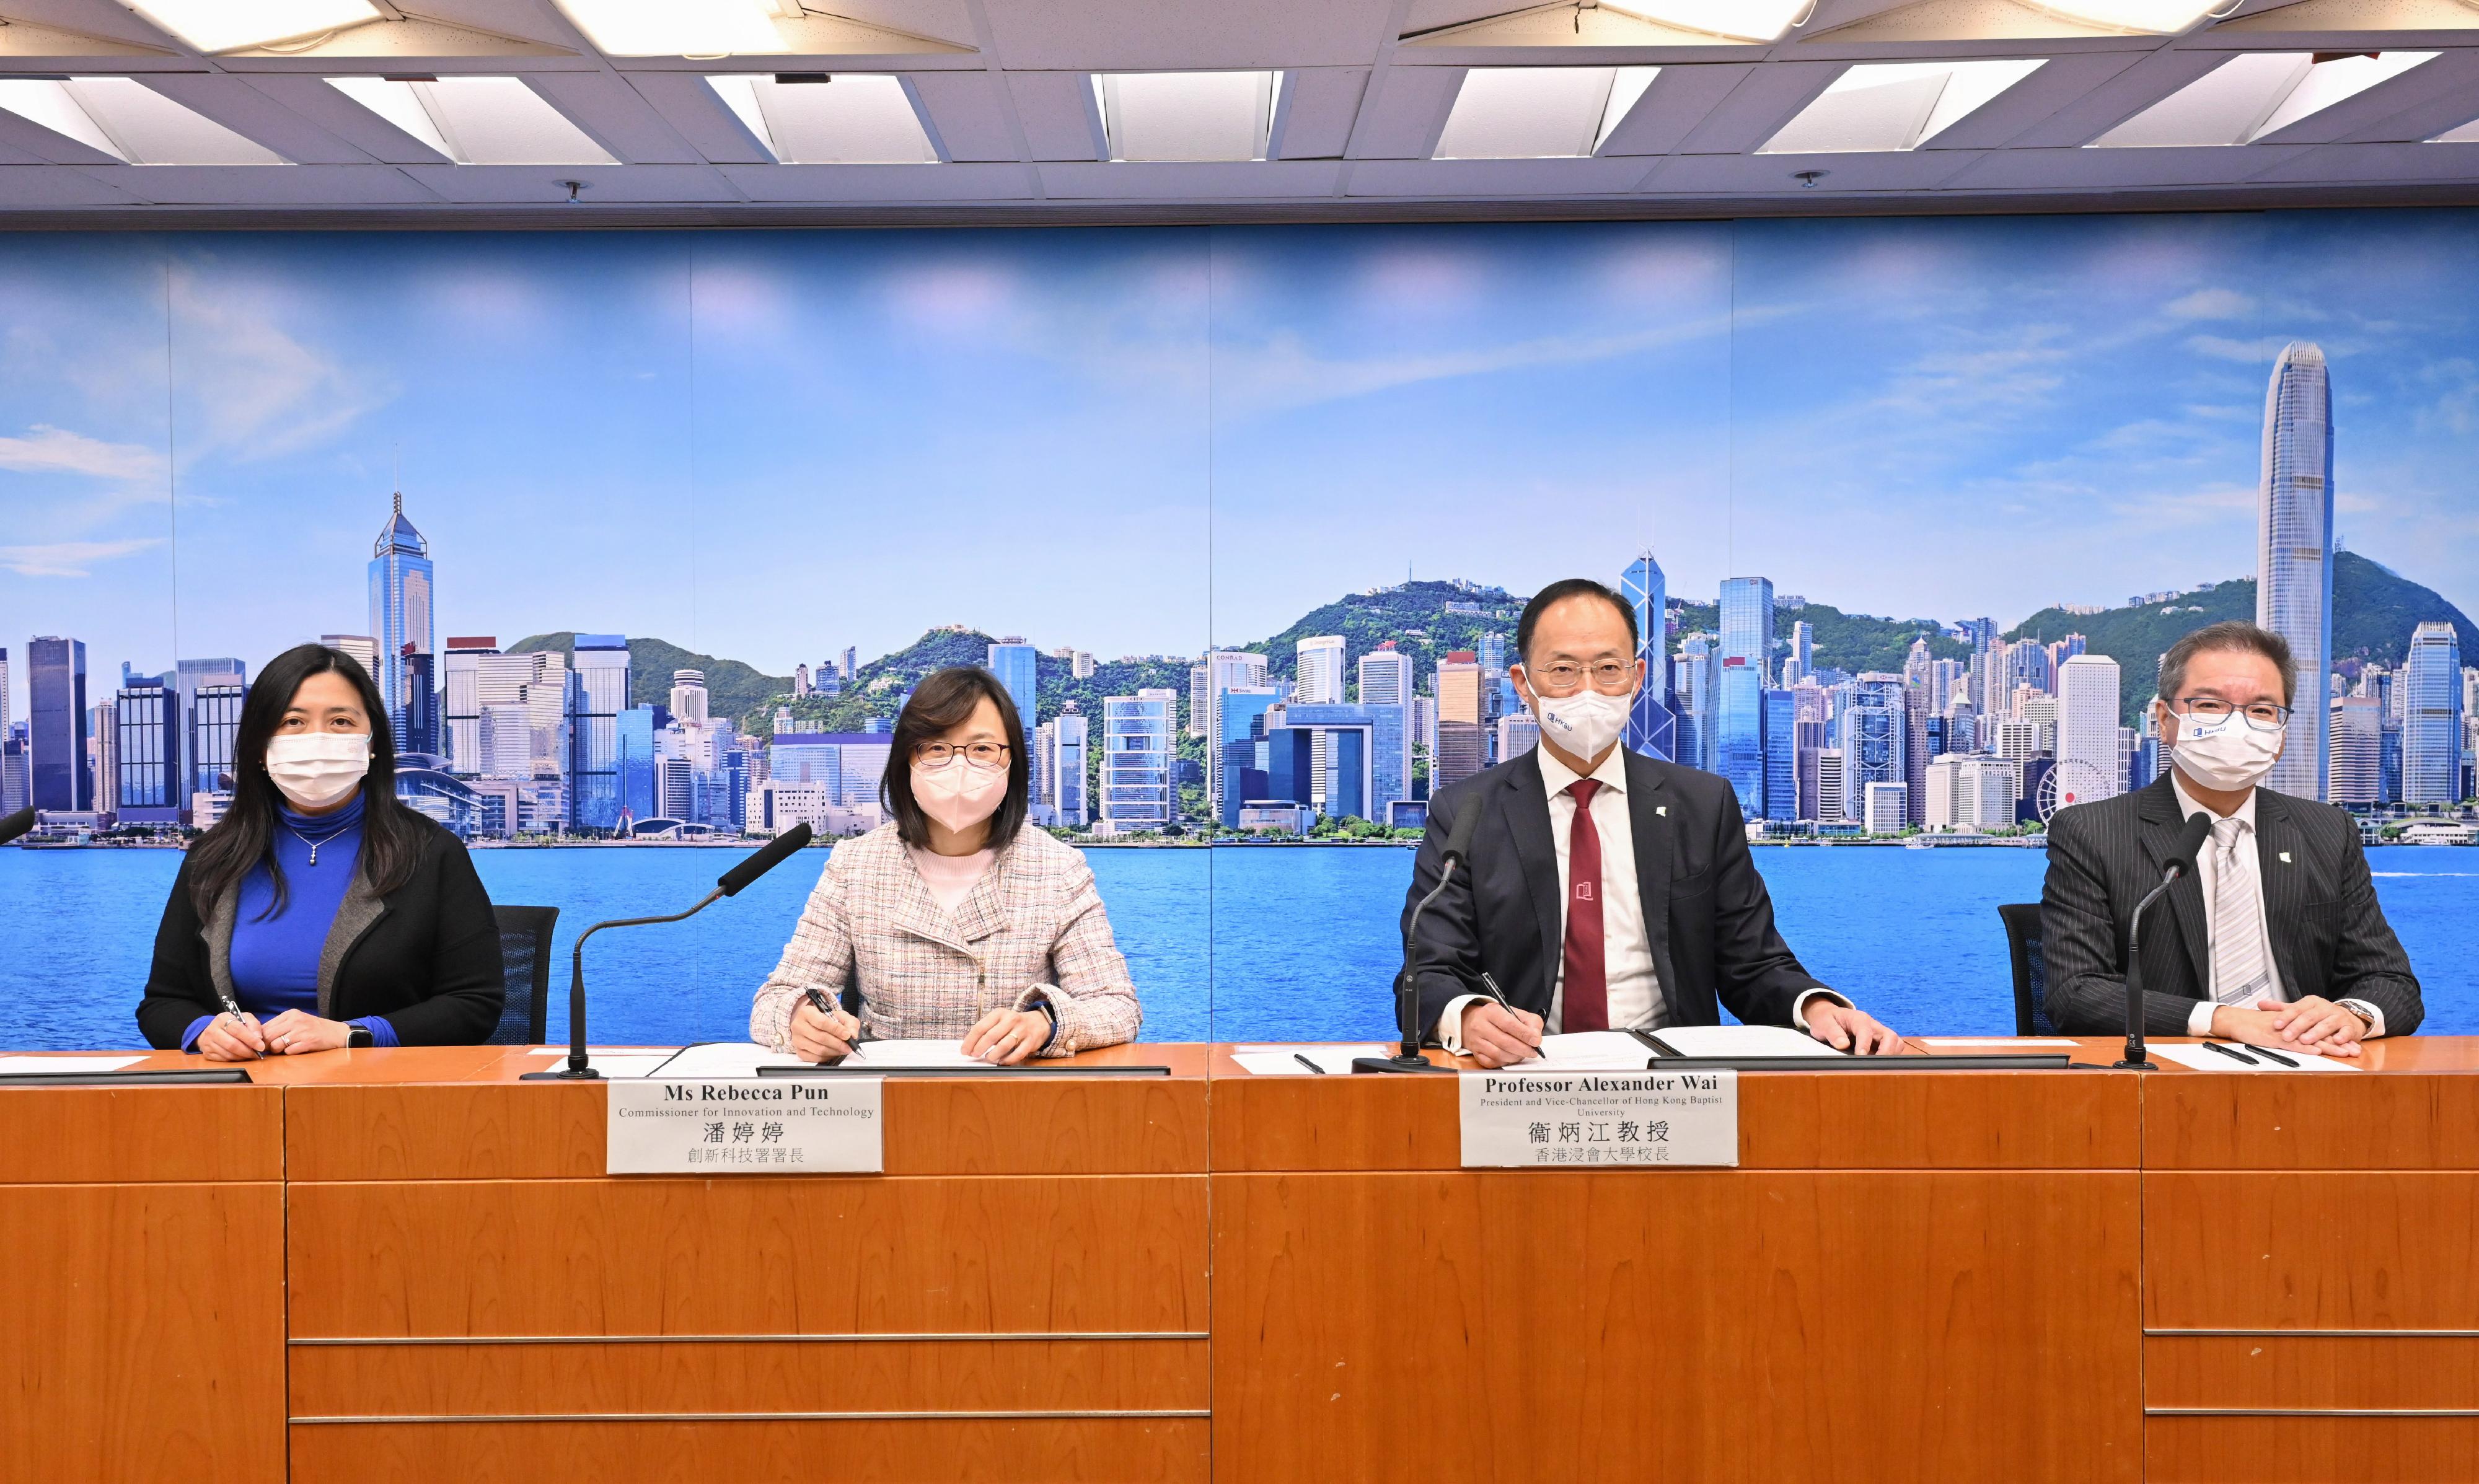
[804,986,851,1067]
[1293,1052,1327,1076]
[1477,972,1543,1061]
[2201,1040,2260,1066]
[2251,1043,2302,1069]
[217,993,264,1060]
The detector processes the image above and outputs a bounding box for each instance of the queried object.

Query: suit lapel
[2252,789,2309,995]
[1625,753,1676,1004]
[950,850,1008,946]
[1504,758,1565,997]
[2137,777,2210,994]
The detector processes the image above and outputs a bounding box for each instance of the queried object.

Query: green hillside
[507,633,790,732]
[1672,599,1969,678]
[1243,580,1521,696]
[2005,551,2477,727]
[765,626,1192,734]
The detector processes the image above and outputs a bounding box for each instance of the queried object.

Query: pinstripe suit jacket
[749,823,1143,1056]
[2040,773,2422,1037]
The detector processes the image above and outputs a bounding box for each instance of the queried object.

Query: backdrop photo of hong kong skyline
[2,211,2475,1051]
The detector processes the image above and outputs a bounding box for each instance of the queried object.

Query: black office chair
[487,905,560,1045]
[1997,903,2053,1037]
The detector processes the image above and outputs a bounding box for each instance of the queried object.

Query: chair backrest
[1997,902,2052,1037]
[488,905,560,1045]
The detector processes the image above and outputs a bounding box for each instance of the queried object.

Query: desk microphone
[523,824,816,1081]
[0,809,33,847]
[1354,797,1479,1074]
[2117,810,2213,1071]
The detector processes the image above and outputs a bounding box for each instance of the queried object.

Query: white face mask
[264,732,371,810]
[911,753,1010,836]
[1531,685,1633,764]
[2165,702,2285,793]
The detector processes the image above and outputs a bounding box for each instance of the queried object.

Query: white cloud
[169,268,392,462]
[0,537,165,577]
[2166,288,2254,321]
[0,424,164,481]
[2186,334,2291,364]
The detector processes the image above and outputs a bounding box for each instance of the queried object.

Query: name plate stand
[1458,1069,1738,1168]
[607,1078,884,1174]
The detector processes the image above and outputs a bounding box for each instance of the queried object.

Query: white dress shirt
[1438,745,1840,1052]
[2170,773,2385,1038]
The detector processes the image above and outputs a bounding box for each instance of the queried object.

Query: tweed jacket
[751,823,1142,1056]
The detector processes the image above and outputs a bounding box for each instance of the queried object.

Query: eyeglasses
[2173,696,2291,731]
[914,741,1010,766]
[1527,661,1637,698]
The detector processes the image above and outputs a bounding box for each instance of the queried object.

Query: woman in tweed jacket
[751,667,1142,1063]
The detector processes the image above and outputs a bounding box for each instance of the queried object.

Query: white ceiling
[0,0,2474,224]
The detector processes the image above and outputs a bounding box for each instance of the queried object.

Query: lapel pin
[2279,851,2291,863]
[1655,805,1667,817]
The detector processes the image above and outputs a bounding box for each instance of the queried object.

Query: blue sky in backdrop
[2,211,2473,711]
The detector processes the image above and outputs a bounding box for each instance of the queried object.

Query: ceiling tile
[979,0,1397,69]
[2243,137,2479,179]
[717,161,1037,200]
[619,71,773,165]
[1006,71,1104,160]
[1272,67,1370,157]
[1645,145,1985,190]
[1673,60,1845,151]
[74,161,441,204]
[0,162,144,204]
[395,161,742,203]
[525,69,700,163]
[232,72,452,164]
[1342,154,1653,194]
[1939,139,2315,185]
[1343,64,1464,157]
[1036,158,1342,195]
[906,71,1026,160]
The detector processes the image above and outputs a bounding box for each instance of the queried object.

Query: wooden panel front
[0,1082,282,1183]
[291,1417,1211,1483]
[0,1182,287,1483]
[2147,1335,2479,1410]
[2145,1173,2479,1330]
[290,1337,1209,1416]
[1212,1169,2141,1483]
[2147,1416,2479,1483]
[288,1175,1209,1338]
[1210,1065,2140,1172]
[288,1070,1207,1181]
[2146,1048,2479,1170]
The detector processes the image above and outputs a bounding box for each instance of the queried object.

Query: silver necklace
[285,819,356,867]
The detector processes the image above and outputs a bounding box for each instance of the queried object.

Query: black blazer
[136,814,506,1049]
[1404,748,1828,1040]
[2040,773,2422,1037]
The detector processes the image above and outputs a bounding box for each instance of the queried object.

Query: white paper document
[524,1047,681,1079]
[0,1055,147,1074]
[1646,1024,1844,1059]
[1231,1045,1389,1075]
[2150,1042,2360,1073]
[1918,1037,2080,1049]
[649,1038,1010,1078]
[841,1038,1003,1070]
[1527,1031,1657,1069]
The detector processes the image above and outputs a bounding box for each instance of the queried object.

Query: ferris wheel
[2040,759,2116,823]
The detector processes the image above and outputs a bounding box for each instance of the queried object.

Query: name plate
[608,1078,883,1175]
[1458,1069,1738,1169]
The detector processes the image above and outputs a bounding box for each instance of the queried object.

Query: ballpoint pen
[804,985,852,1067]
[1477,972,1544,1061]
[217,991,264,1060]
[2201,1040,2260,1066]
[2250,1043,2302,1068]
[1293,1052,1327,1075]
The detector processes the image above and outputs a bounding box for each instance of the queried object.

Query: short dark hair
[2158,620,2297,707]
[1516,578,1640,665]
[881,665,1031,851]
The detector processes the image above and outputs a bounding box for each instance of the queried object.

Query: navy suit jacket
[1402,747,1827,1041]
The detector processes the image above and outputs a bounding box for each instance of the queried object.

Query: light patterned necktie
[2209,816,2274,1007]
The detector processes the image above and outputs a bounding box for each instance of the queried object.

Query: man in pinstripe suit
[2042,621,2421,1056]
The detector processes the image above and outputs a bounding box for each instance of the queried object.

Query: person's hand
[259,1009,352,1055]
[195,1011,267,1061]
[1457,1001,1544,1068]
[2217,998,2363,1057]
[787,999,860,1063]
[963,1008,1051,1065]
[1804,1001,1901,1056]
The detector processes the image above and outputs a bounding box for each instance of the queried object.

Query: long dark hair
[882,666,1031,852]
[187,644,428,921]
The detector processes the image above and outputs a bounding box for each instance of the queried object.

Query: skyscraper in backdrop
[1619,553,1676,761]
[2257,343,2333,800]
[2402,621,2464,805]
[2053,654,2124,809]
[368,492,435,754]
[987,638,1037,725]
[27,636,89,812]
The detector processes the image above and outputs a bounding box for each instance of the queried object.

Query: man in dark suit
[2043,620,2421,1054]
[1405,577,1899,1068]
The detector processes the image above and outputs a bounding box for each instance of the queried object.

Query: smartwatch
[346,1023,375,1050]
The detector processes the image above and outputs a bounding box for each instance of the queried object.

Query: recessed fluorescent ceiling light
[327,76,617,164]
[1760,59,2045,154]
[2434,113,2479,143]
[2093,50,2439,146]
[125,0,379,53]
[1608,1,1808,42]
[1093,71,1276,162]
[0,77,286,163]
[707,74,936,163]
[555,0,791,56]
[1435,66,1659,159]
[2038,1,2224,33]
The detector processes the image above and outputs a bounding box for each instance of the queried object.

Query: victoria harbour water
[5,843,2473,1051]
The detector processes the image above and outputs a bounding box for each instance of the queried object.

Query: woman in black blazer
[134,643,503,1058]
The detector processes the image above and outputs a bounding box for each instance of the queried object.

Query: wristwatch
[346,1024,374,1050]
[2342,1003,2376,1032]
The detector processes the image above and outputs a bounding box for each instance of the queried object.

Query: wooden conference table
[4,1035,2477,1483]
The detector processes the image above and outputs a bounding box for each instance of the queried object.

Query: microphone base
[518,1066,605,1081]
[1350,1053,1448,1074]
[2111,1058,2155,1071]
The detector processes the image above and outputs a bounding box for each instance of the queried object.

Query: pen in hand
[218,994,264,1060]
[1478,972,1543,1061]
[804,986,852,1066]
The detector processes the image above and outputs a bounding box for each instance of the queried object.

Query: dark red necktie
[1561,778,1608,1033]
